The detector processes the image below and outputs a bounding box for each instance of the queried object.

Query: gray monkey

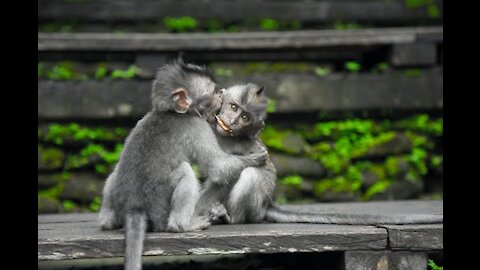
[196,83,443,226]
[98,60,268,270]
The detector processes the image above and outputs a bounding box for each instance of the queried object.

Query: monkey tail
[125,211,147,270]
[264,205,442,225]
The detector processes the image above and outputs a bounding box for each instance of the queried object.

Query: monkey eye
[241,114,249,122]
[231,104,238,112]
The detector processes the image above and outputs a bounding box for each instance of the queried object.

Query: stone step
[38,27,443,52]
[38,0,442,24]
[38,72,443,120]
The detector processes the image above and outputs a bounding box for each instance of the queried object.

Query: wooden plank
[391,43,437,67]
[38,72,443,120]
[344,251,427,270]
[382,224,443,250]
[278,200,443,225]
[38,27,443,52]
[38,47,373,63]
[38,220,387,260]
[38,0,442,23]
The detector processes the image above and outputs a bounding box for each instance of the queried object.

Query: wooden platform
[38,27,442,52]
[38,200,443,267]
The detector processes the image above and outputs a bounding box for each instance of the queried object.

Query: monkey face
[214,84,267,138]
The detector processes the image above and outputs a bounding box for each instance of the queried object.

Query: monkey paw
[208,202,231,224]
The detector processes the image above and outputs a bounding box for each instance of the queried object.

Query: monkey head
[213,83,268,139]
[151,58,222,123]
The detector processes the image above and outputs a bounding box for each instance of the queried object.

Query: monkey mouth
[215,115,233,135]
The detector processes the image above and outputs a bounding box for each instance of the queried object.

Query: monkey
[97,59,268,270]
[195,83,443,226]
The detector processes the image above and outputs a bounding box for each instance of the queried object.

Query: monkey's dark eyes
[231,104,238,111]
[241,114,249,122]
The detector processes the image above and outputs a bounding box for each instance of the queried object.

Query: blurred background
[38,0,443,214]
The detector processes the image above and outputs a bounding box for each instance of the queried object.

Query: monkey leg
[166,162,210,232]
[226,167,274,224]
[98,169,122,230]
[194,181,232,223]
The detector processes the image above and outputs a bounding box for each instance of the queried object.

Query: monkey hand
[245,146,269,167]
[207,201,231,224]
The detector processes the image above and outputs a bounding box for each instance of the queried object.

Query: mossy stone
[38,145,65,170]
[38,197,61,214]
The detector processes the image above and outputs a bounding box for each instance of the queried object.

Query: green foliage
[393,114,442,135]
[110,65,140,79]
[279,175,303,187]
[38,145,65,169]
[427,4,440,18]
[89,196,102,212]
[95,64,108,80]
[260,18,280,31]
[65,143,123,172]
[345,61,361,72]
[41,123,128,145]
[430,155,442,168]
[214,67,234,77]
[308,131,396,173]
[242,62,312,74]
[314,66,331,77]
[260,126,306,154]
[404,0,440,17]
[408,147,428,176]
[204,19,223,32]
[404,68,423,77]
[163,16,198,32]
[40,21,77,33]
[334,21,362,30]
[363,180,392,200]
[62,200,76,212]
[315,175,361,196]
[372,62,390,73]
[38,183,64,200]
[191,163,202,179]
[303,119,376,140]
[38,63,45,78]
[428,259,443,270]
[405,0,432,8]
[45,62,87,80]
[267,99,277,113]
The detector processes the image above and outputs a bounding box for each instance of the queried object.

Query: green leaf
[260,18,279,31]
[427,259,443,270]
[267,99,277,113]
[314,66,331,77]
[279,175,303,187]
[345,61,361,72]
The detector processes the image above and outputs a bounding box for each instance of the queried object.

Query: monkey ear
[256,86,265,96]
[171,88,190,113]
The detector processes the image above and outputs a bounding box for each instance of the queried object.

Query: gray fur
[196,83,443,226]
[194,83,275,223]
[98,60,267,270]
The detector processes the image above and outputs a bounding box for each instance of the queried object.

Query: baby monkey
[98,59,268,270]
[196,83,444,226]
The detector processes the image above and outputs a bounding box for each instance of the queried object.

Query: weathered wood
[391,43,437,67]
[38,201,442,261]
[38,0,442,23]
[38,72,443,120]
[382,224,443,250]
[38,220,387,260]
[39,47,372,63]
[38,27,443,52]
[344,250,427,270]
[277,200,443,225]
